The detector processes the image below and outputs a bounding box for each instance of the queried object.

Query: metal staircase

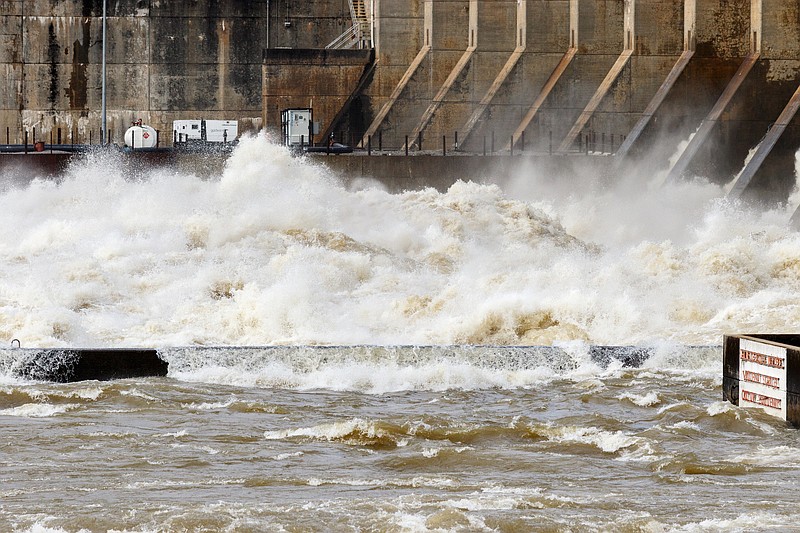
[327,0,373,50]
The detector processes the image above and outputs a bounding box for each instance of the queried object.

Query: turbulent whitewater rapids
[2,135,800,347]
[3,136,800,531]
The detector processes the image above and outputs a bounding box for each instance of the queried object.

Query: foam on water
[155,345,718,392]
[0,402,75,417]
[1,134,800,351]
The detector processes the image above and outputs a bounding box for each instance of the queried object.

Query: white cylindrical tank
[124,125,158,148]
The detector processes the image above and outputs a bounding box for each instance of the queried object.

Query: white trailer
[173,119,238,144]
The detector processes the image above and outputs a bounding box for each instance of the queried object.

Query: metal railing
[326,0,372,49]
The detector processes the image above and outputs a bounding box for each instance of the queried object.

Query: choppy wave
[1,134,799,348]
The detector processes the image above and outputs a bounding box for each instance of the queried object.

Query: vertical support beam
[663,0,762,183]
[624,0,635,51]
[459,0,526,146]
[751,0,762,54]
[469,0,477,48]
[509,0,578,149]
[557,0,634,153]
[424,0,432,49]
[684,0,696,52]
[409,0,478,149]
[570,0,579,49]
[360,0,432,147]
[101,0,107,145]
[617,0,696,158]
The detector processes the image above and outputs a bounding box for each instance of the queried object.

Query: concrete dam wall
[3,1,800,204]
[0,0,351,144]
[264,0,800,204]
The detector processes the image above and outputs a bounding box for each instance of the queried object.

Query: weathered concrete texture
[368,1,472,149]
[695,0,751,58]
[761,0,800,59]
[585,58,646,152]
[727,71,800,204]
[421,1,519,143]
[625,0,760,176]
[359,0,425,143]
[341,0,800,203]
[626,57,742,169]
[8,0,800,207]
[577,0,624,54]
[634,0,684,55]
[535,53,621,150]
[582,0,684,154]
[262,48,374,145]
[684,59,800,186]
[264,0,354,50]
[466,0,628,153]
[1,0,353,145]
[463,0,570,152]
[620,0,800,202]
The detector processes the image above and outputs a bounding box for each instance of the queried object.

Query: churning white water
[5,137,800,533]
[1,134,799,348]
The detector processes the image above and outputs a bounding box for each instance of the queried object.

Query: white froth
[2,134,799,348]
[618,391,661,407]
[731,445,800,467]
[542,424,643,454]
[0,403,75,417]
[264,418,389,442]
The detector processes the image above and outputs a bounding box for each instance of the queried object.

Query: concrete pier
[16,348,168,382]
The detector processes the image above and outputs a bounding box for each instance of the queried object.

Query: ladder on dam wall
[664,52,760,184]
[508,48,577,150]
[616,50,695,158]
[728,83,800,200]
[557,49,633,153]
[327,0,372,50]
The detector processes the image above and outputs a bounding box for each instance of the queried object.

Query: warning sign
[739,339,787,420]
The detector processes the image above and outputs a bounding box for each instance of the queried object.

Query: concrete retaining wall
[0,151,615,196]
[0,0,348,145]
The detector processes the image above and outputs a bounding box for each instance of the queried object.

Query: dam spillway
[2,1,800,204]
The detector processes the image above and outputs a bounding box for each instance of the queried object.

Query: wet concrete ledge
[0,152,615,193]
[18,348,167,383]
[316,153,615,193]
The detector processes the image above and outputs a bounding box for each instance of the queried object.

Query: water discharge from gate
[1,134,800,348]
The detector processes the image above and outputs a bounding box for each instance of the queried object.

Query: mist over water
[1,134,799,349]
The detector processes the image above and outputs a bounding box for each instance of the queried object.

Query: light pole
[101,0,107,145]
